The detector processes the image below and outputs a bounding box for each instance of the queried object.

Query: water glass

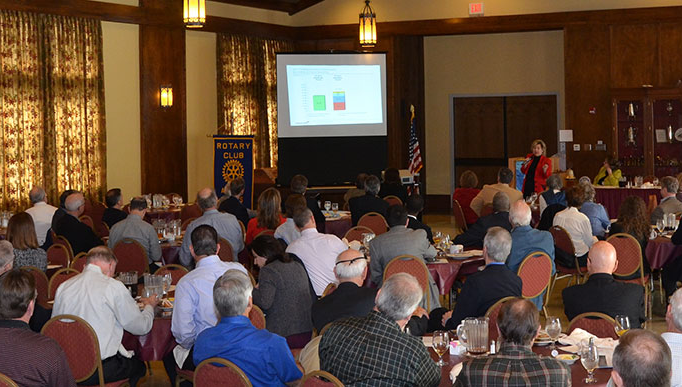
[545,316,562,351]
[614,315,630,337]
[657,219,665,235]
[324,201,331,211]
[580,338,599,384]
[432,331,449,366]
[331,202,339,213]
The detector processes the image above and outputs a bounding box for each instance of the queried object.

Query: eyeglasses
[335,255,367,266]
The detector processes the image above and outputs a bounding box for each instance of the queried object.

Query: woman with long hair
[7,212,47,271]
[609,196,650,278]
[245,188,286,245]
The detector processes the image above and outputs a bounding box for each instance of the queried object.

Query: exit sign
[469,2,484,16]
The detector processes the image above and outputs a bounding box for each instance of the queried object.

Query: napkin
[558,328,617,366]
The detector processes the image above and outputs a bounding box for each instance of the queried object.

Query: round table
[646,236,682,270]
[325,217,352,239]
[427,256,485,296]
[594,186,661,218]
[122,313,175,362]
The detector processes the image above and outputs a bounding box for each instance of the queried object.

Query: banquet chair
[20,267,50,309]
[517,251,553,318]
[79,215,96,233]
[180,203,203,224]
[181,217,197,231]
[301,370,344,387]
[321,283,337,298]
[70,252,88,272]
[49,268,80,299]
[52,235,75,262]
[343,225,374,242]
[0,372,18,387]
[255,229,275,239]
[112,239,149,276]
[175,369,194,387]
[90,202,107,238]
[246,269,257,287]
[568,312,619,339]
[485,296,517,342]
[548,225,585,301]
[99,222,110,238]
[452,200,468,232]
[47,244,71,268]
[607,233,651,320]
[194,357,252,387]
[155,264,189,285]
[217,238,235,262]
[383,255,430,311]
[238,220,246,242]
[249,305,266,330]
[383,195,403,207]
[42,315,130,387]
[357,212,389,235]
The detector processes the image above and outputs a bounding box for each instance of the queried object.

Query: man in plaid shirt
[319,273,440,386]
[454,298,570,386]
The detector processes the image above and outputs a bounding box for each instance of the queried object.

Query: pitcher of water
[456,317,489,356]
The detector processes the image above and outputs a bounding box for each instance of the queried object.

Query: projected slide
[287,65,383,126]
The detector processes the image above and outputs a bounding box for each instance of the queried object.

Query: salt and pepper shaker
[490,340,496,355]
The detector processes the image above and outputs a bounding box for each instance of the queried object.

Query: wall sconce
[359,0,376,48]
[160,86,173,108]
[184,0,206,28]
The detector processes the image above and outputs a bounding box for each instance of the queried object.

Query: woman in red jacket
[521,139,552,199]
[452,170,480,225]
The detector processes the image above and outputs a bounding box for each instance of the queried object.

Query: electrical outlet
[573,144,581,151]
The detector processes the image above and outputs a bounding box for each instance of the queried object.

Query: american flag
[408,106,423,175]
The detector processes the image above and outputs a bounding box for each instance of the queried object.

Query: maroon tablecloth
[122,316,175,362]
[594,187,660,218]
[161,241,182,266]
[325,217,352,239]
[646,236,682,269]
[427,256,485,295]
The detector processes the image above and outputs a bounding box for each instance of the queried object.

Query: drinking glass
[433,231,443,244]
[614,315,630,337]
[432,331,449,366]
[162,273,172,295]
[580,339,599,384]
[331,202,339,214]
[545,316,562,351]
[657,219,666,235]
[324,201,331,211]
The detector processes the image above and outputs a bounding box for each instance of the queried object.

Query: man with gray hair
[192,270,302,386]
[651,175,682,224]
[320,272,440,386]
[179,187,244,267]
[612,329,672,387]
[0,241,14,275]
[349,174,389,226]
[54,191,103,255]
[663,288,682,386]
[25,186,57,245]
[443,227,522,329]
[454,192,512,248]
[470,167,524,216]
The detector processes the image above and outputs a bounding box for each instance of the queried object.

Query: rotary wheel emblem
[222,160,244,182]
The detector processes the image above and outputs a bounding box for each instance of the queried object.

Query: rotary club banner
[213,135,254,209]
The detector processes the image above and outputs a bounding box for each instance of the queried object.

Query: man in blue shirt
[193,270,302,387]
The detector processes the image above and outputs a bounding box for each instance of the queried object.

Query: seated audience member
[289,174,325,233]
[108,197,162,273]
[217,177,250,228]
[454,298,570,386]
[0,270,76,386]
[553,184,597,267]
[53,246,158,386]
[193,270,302,386]
[579,182,610,238]
[166,225,247,383]
[470,167,523,216]
[444,227,522,329]
[677,172,682,202]
[50,189,77,234]
[286,208,347,297]
[594,156,622,187]
[55,191,104,255]
[349,174,389,226]
[454,192,512,248]
[7,212,47,271]
[612,329,672,387]
[25,186,57,246]
[651,175,682,224]
[539,174,567,215]
[0,241,13,275]
[343,173,368,205]
[663,288,682,387]
[369,205,440,310]
[609,195,651,280]
[562,241,645,328]
[378,167,408,204]
[663,219,682,298]
[507,200,554,310]
[406,193,434,243]
[251,235,313,348]
[320,273,440,387]
[245,188,286,245]
[274,194,306,245]
[452,170,481,225]
[102,188,127,228]
[180,188,244,266]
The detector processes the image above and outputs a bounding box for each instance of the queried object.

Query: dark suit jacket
[311,282,377,332]
[218,196,250,228]
[445,264,522,330]
[102,207,127,228]
[51,208,67,232]
[55,214,104,255]
[453,211,512,248]
[408,215,434,243]
[562,273,645,328]
[379,183,408,204]
[306,196,326,233]
[349,194,389,226]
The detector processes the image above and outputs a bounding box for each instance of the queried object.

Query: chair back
[238,220,246,242]
[90,201,107,238]
[0,373,18,387]
[383,195,403,207]
[321,283,337,298]
[217,238,235,262]
[537,203,566,231]
[181,217,197,231]
[112,238,149,276]
[53,235,75,260]
[155,264,189,285]
[452,199,468,231]
[383,255,430,310]
[343,226,374,242]
[70,252,88,272]
[49,268,80,299]
[248,305,266,330]
[181,203,203,224]
[301,370,344,387]
[568,312,619,339]
[357,212,389,235]
[255,229,275,239]
[549,225,575,256]
[517,252,553,299]
[607,233,645,282]
[20,267,49,308]
[78,215,96,233]
[46,244,71,268]
[484,296,517,341]
[99,222,110,238]
[194,357,252,387]
[41,315,111,385]
[647,194,658,216]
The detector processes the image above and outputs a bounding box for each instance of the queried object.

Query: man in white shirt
[53,246,158,386]
[286,208,347,296]
[663,288,682,387]
[470,168,523,216]
[553,185,597,265]
[25,186,57,246]
[274,194,306,245]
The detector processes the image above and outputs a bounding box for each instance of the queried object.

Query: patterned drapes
[0,10,105,211]
[217,34,293,169]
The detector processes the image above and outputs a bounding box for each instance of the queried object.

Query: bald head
[334,249,367,284]
[509,200,531,227]
[64,192,85,215]
[196,188,218,210]
[588,241,617,274]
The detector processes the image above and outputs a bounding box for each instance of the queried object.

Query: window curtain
[0,10,105,210]
[217,34,293,169]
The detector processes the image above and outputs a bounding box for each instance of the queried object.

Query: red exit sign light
[469,2,484,16]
